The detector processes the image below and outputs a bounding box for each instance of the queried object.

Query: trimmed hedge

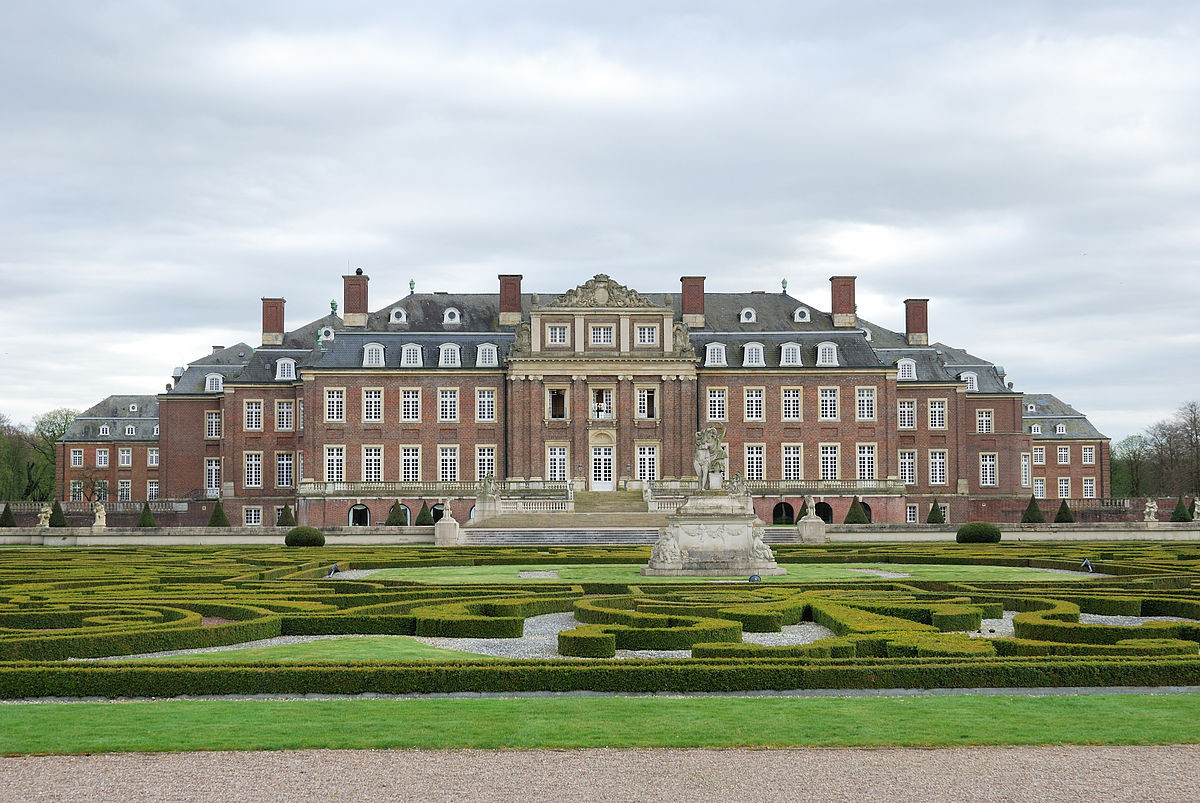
[956,521,1001,543]
[1171,497,1193,522]
[0,503,14,527]
[206,501,230,527]
[926,499,944,524]
[385,501,407,526]
[843,496,869,524]
[137,502,157,528]
[276,505,296,527]
[1054,500,1075,523]
[49,501,67,527]
[415,502,434,526]
[1020,495,1045,524]
[285,527,326,547]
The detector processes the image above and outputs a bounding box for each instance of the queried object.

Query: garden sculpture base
[641,492,786,576]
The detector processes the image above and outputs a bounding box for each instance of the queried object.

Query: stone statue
[478,474,496,500]
[1144,498,1159,522]
[36,504,51,527]
[802,495,819,520]
[92,502,106,528]
[511,322,531,356]
[751,530,775,562]
[649,530,683,565]
[545,274,655,309]
[726,472,747,496]
[692,426,728,490]
[672,321,695,357]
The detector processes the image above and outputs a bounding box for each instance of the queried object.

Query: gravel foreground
[2,746,1198,802]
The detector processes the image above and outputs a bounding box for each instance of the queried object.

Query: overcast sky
[2,1,1198,442]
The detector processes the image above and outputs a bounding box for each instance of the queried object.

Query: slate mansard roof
[1023,394,1108,440]
[60,395,159,443]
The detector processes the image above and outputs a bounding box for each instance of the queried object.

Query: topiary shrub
[284,526,325,546]
[956,521,1002,543]
[136,502,157,528]
[276,505,296,527]
[415,501,434,526]
[386,500,408,526]
[1054,499,1075,523]
[1020,495,1045,524]
[797,498,808,518]
[49,501,67,527]
[0,503,14,528]
[1170,496,1192,522]
[926,499,945,524]
[843,496,869,524]
[206,501,230,527]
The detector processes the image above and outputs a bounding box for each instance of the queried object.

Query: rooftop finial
[781,278,788,293]
[409,279,416,295]
[330,299,338,314]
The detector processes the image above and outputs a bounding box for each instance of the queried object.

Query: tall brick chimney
[904,298,929,346]
[499,274,522,326]
[680,276,705,328]
[830,276,856,327]
[343,269,368,327]
[261,298,285,346]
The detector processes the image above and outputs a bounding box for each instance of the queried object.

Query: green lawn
[1,694,1197,754]
[369,562,1095,584]
[137,636,492,663]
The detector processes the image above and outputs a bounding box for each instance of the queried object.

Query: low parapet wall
[826,521,1200,542]
[0,526,436,547]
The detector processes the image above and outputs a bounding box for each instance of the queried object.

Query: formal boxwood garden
[2,542,1200,697]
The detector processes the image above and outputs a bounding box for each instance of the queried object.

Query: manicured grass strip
[2,694,1198,754]
[137,637,492,664]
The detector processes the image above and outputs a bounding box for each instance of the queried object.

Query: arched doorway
[431,503,446,523]
[860,502,873,523]
[815,502,833,524]
[772,502,795,525]
[348,504,370,526]
[468,505,476,520]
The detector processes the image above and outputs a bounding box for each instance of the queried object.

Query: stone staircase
[572,490,648,513]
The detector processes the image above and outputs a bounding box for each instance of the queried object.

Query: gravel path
[3,746,1197,801]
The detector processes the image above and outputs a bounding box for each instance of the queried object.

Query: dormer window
[780,343,802,367]
[153,425,159,436]
[363,343,385,367]
[99,425,110,436]
[897,358,917,380]
[390,308,407,324]
[1032,424,1042,434]
[129,403,138,412]
[743,343,765,366]
[1027,403,1036,412]
[439,343,461,367]
[961,372,979,392]
[442,307,461,325]
[1056,424,1066,435]
[401,344,422,367]
[205,374,224,392]
[739,308,757,323]
[816,342,838,366]
[705,343,727,366]
[476,343,498,367]
[275,359,296,381]
[125,425,135,436]
[793,307,810,322]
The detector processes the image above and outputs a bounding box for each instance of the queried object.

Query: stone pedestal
[434,514,460,547]
[797,514,827,544]
[641,493,786,577]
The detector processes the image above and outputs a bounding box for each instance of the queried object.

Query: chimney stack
[680,276,705,328]
[904,298,929,345]
[261,297,285,346]
[830,276,856,327]
[343,269,368,327]
[499,274,523,326]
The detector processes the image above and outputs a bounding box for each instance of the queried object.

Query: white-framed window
[244,452,262,488]
[1027,402,1037,412]
[1021,453,1031,487]
[819,444,839,480]
[244,507,262,527]
[476,388,496,422]
[276,359,296,380]
[1034,478,1046,498]
[898,400,916,429]
[476,446,496,481]
[906,504,918,523]
[783,445,803,481]
[124,425,135,436]
[95,481,108,501]
[1031,423,1042,435]
[780,343,802,366]
[70,449,83,467]
[1033,446,1045,465]
[401,389,420,422]
[205,374,224,392]
[1056,423,1067,435]
[325,389,345,422]
[1058,446,1070,465]
[928,399,946,429]
[298,400,303,430]
[816,342,838,366]
[147,480,158,501]
[476,343,499,367]
[390,308,407,323]
[980,453,997,487]
[856,387,876,421]
[363,343,385,367]
[325,446,345,482]
[590,388,614,420]
[439,446,459,482]
[899,450,916,484]
[363,446,383,483]
[442,307,461,325]
[590,325,614,346]
[205,458,221,497]
[707,388,727,421]
[1082,446,1095,464]
[439,389,459,422]
[99,425,110,436]
[818,388,838,421]
[547,446,568,482]
[439,343,461,367]
[939,503,950,521]
[977,409,993,434]
[793,307,810,322]
[129,403,138,412]
[363,389,383,423]
[857,444,876,480]
[1083,477,1096,498]
[276,401,294,431]
[276,453,293,488]
[117,480,131,502]
[739,307,757,323]
[744,444,765,480]
[401,344,422,367]
[782,388,802,421]
[744,388,764,421]
[637,444,658,481]
[897,359,916,380]
[743,343,765,367]
[245,400,263,431]
[705,343,726,366]
[961,372,978,391]
[636,325,658,345]
[118,447,131,467]
[929,450,947,485]
[96,448,109,468]
[401,446,421,483]
[547,387,568,420]
[636,388,657,420]
[153,424,159,436]
[547,325,568,345]
[1058,477,1071,499]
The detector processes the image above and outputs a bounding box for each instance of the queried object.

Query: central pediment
[544,274,657,309]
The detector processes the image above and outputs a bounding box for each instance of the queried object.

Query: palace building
[57,272,1111,526]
